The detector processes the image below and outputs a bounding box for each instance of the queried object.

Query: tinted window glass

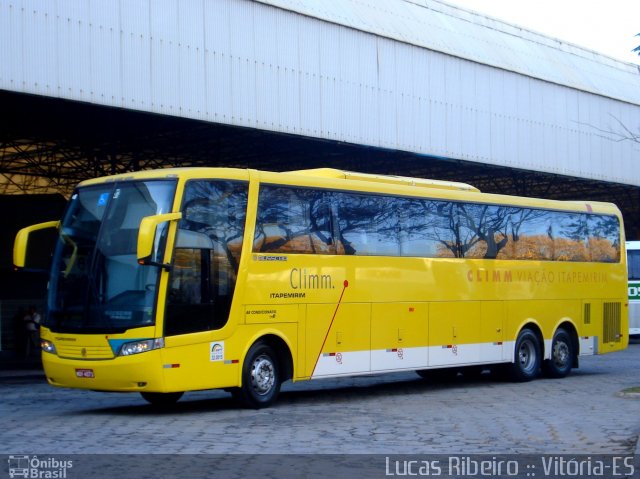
[456,203,513,259]
[335,192,400,256]
[427,201,460,258]
[252,184,620,263]
[254,186,336,254]
[396,197,437,257]
[47,180,176,333]
[587,215,620,262]
[165,180,248,336]
[552,213,589,261]
[498,209,555,261]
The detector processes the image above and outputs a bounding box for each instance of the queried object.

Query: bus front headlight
[118,338,164,356]
[41,339,57,354]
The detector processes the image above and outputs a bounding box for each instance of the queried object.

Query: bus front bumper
[42,350,165,392]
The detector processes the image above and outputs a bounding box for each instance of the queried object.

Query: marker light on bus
[41,339,56,354]
[118,338,164,356]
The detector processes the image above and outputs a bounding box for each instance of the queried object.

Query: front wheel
[234,342,281,409]
[542,328,573,378]
[508,328,541,382]
[140,391,184,406]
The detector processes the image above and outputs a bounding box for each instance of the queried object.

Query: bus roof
[75,166,621,217]
[287,168,480,192]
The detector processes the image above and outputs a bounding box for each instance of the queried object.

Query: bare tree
[578,114,640,145]
[604,115,639,144]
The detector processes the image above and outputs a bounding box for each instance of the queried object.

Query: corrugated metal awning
[255,0,640,106]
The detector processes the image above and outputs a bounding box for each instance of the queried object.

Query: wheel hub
[251,355,275,395]
[518,340,535,372]
[552,341,569,368]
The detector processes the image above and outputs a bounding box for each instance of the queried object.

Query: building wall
[1,0,638,185]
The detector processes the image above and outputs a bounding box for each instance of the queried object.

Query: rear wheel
[140,391,184,406]
[543,328,573,378]
[234,342,281,409]
[508,328,541,382]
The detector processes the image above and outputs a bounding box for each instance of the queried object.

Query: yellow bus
[14,167,628,408]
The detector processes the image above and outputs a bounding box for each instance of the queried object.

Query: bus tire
[235,342,281,409]
[542,328,573,379]
[140,391,183,406]
[508,328,541,382]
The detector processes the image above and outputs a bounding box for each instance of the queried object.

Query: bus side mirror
[137,212,182,267]
[13,220,60,271]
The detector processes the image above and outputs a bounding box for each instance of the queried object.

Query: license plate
[75,368,95,378]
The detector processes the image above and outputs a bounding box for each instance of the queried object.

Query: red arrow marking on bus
[312,280,349,377]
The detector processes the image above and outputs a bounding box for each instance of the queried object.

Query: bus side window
[587,214,620,262]
[334,191,400,256]
[254,186,336,254]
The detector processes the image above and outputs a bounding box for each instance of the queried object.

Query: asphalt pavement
[1,339,639,457]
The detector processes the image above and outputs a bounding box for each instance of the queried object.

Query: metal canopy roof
[1,91,638,239]
[256,0,640,106]
[0,0,638,238]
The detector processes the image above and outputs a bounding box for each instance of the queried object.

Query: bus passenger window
[587,214,620,262]
[254,186,336,254]
[334,192,400,256]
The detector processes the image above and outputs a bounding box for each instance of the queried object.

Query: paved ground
[1,339,639,456]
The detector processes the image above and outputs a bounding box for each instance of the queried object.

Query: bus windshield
[46,180,177,333]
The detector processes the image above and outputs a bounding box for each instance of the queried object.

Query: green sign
[629,282,640,300]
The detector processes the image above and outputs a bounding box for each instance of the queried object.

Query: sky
[440,0,640,65]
